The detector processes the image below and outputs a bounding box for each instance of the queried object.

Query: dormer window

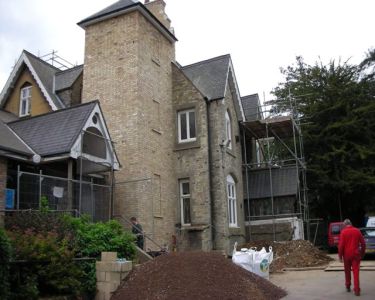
[19,85,32,117]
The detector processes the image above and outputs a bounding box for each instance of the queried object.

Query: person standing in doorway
[130,217,144,250]
[338,219,366,296]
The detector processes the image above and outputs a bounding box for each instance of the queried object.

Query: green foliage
[7,228,83,298]
[39,195,50,214]
[271,53,375,223]
[0,228,12,299]
[4,212,136,298]
[63,215,136,259]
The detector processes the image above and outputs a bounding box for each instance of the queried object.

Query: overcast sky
[0,0,374,102]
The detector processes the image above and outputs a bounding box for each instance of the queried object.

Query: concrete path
[270,257,375,299]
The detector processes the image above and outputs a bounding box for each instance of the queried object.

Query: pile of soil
[238,240,332,272]
[111,252,286,300]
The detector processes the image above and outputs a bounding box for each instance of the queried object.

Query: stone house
[0,0,276,253]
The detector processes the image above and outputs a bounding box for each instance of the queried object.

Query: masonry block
[101,252,117,261]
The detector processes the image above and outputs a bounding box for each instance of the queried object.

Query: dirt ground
[270,256,375,299]
[111,251,286,300]
[238,240,332,272]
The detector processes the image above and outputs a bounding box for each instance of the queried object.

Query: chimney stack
[144,0,171,29]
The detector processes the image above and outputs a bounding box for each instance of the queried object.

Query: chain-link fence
[16,171,111,222]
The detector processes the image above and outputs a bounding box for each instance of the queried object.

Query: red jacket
[338,225,366,260]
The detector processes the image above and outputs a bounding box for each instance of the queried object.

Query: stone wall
[172,64,212,251]
[81,7,177,249]
[208,84,245,253]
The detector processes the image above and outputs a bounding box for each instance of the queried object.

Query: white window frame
[19,86,32,117]
[179,179,191,226]
[177,109,196,143]
[225,110,232,149]
[227,175,237,227]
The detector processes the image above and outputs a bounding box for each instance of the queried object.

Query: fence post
[39,170,42,209]
[17,165,20,210]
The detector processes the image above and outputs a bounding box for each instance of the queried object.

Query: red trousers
[343,255,361,293]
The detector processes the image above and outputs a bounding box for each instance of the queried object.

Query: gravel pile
[111,251,286,300]
[239,240,332,272]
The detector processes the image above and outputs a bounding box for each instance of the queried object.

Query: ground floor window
[179,179,191,225]
[227,175,237,227]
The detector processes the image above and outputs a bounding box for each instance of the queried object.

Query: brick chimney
[144,0,171,30]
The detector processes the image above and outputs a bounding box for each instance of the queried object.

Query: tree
[270,54,375,225]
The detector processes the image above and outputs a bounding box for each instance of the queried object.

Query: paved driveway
[270,257,375,300]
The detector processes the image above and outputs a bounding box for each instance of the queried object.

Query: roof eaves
[77,3,177,43]
[181,54,231,70]
[228,58,245,121]
[23,52,59,110]
[172,62,209,100]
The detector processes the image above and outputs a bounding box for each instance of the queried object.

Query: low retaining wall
[96,252,132,300]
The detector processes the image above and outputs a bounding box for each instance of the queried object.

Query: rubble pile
[111,251,286,300]
[239,240,332,272]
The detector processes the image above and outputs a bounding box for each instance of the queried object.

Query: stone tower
[79,0,177,248]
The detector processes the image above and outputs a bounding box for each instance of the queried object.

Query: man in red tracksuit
[338,219,366,296]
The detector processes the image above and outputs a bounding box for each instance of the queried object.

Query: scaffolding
[241,99,310,241]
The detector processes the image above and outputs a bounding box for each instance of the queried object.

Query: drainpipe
[204,97,215,249]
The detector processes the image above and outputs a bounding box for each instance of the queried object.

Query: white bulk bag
[232,243,273,280]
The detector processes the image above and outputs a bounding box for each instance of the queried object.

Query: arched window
[82,127,107,159]
[225,110,232,149]
[227,175,237,227]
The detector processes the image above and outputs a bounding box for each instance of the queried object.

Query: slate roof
[8,102,97,157]
[241,94,262,121]
[246,166,298,199]
[55,65,83,92]
[0,121,34,156]
[78,0,139,25]
[0,109,18,123]
[77,0,176,41]
[24,51,65,109]
[181,55,230,101]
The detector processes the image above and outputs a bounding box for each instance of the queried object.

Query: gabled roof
[78,0,177,42]
[0,121,35,157]
[181,54,245,121]
[246,166,298,199]
[8,101,97,157]
[55,65,83,92]
[0,50,65,110]
[181,55,230,101]
[241,94,262,121]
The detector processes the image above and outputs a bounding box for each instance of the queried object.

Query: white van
[366,216,375,227]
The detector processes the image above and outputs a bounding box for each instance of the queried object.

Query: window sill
[180,224,210,231]
[174,141,200,151]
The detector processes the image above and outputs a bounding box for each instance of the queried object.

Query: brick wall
[82,8,177,249]
[208,84,245,253]
[172,64,212,251]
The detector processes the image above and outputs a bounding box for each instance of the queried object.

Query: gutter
[204,97,215,249]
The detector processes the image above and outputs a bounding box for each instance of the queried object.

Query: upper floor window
[227,175,237,227]
[225,110,232,149]
[179,179,191,226]
[19,86,32,117]
[178,109,196,143]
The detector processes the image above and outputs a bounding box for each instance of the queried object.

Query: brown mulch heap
[239,240,333,273]
[111,251,286,300]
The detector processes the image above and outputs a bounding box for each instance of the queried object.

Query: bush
[7,228,83,298]
[63,215,136,259]
[5,212,136,298]
[0,228,12,299]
